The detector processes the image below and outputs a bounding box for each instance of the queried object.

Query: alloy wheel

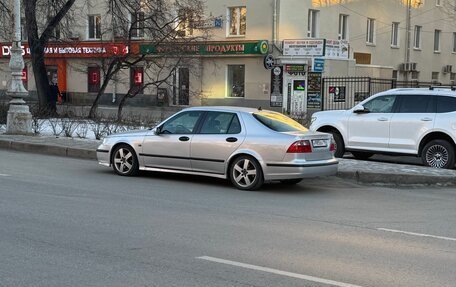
[425,144,449,168]
[113,147,134,174]
[232,158,257,188]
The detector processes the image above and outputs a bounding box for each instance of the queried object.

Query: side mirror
[154,126,161,135]
[353,105,369,114]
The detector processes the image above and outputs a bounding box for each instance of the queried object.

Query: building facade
[1,0,455,114]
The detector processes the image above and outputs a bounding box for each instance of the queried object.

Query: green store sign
[140,40,269,56]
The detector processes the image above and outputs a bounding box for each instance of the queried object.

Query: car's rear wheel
[280,178,303,185]
[230,155,264,190]
[351,151,374,160]
[421,140,455,169]
[329,131,345,158]
[112,144,139,176]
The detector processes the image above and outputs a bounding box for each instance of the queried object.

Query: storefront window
[130,67,144,94]
[88,67,100,93]
[227,65,245,97]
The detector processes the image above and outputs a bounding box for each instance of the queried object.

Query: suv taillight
[287,140,312,153]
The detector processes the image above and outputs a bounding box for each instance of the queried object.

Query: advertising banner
[283,39,325,57]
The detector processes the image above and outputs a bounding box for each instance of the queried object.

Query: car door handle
[377,117,389,121]
[421,117,433,121]
[179,136,190,142]
[226,137,238,143]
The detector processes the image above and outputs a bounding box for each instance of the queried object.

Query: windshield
[253,111,308,132]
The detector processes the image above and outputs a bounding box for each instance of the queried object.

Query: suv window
[200,112,241,134]
[253,111,307,132]
[397,95,434,113]
[160,111,203,134]
[363,95,397,113]
[436,96,456,113]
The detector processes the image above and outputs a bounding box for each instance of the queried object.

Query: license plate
[312,139,328,148]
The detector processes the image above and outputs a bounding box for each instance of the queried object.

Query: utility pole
[404,0,412,82]
[6,0,32,134]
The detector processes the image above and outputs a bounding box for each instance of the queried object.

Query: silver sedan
[97,107,338,190]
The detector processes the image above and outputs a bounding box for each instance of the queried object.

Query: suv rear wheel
[421,139,455,169]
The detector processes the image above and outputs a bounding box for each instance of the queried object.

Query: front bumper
[96,144,111,167]
[264,158,338,180]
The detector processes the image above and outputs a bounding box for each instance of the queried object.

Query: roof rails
[429,85,456,91]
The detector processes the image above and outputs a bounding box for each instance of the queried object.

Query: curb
[337,170,456,186]
[0,139,97,160]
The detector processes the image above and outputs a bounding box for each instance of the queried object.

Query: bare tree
[87,0,208,119]
[24,0,77,115]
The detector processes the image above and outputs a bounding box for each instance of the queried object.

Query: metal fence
[320,77,448,110]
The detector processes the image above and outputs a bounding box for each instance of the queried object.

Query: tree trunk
[88,61,119,119]
[117,93,129,122]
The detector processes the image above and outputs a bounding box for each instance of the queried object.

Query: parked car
[97,107,338,190]
[310,87,456,169]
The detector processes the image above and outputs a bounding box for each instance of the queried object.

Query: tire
[230,155,264,190]
[111,144,139,176]
[329,131,345,158]
[421,139,455,169]
[351,151,374,160]
[280,178,303,185]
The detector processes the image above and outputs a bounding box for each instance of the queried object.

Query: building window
[392,70,398,79]
[88,67,101,93]
[436,0,441,6]
[21,18,27,40]
[228,7,246,36]
[88,15,101,39]
[131,12,144,38]
[434,29,441,52]
[414,25,422,49]
[227,65,245,98]
[432,72,439,82]
[338,14,348,40]
[130,67,144,94]
[450,72,456,83]
[308,10,319,38]
[366,18,375,44]
[391,22,399,47]
[176,9,195,37]
[47,16,60,40]
[411,71,419,80]
[453,33,456,53]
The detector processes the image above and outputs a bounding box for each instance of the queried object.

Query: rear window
[436,96,456,113]
[253,111,308,132]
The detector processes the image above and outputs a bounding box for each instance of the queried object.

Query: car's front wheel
[421,139,455,169]
[329,131,345,158]
[230,155,264,190]
[112,144,139,176]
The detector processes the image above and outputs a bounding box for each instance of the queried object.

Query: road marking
[377,228,456,242]
[196,256,365,287]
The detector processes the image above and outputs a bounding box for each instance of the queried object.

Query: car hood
[108,129,149,138]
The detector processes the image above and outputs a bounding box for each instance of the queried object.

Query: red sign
[21,67,27,81]
[133,69,143,85]
[0,42,133,58]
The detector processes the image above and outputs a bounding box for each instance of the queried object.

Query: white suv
[309,88,456,169]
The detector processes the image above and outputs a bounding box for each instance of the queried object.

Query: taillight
[287,140,312,153]
[330,138,336,152]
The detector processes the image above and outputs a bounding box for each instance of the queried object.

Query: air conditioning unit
[400,62,417,72]
[443,65,453,74]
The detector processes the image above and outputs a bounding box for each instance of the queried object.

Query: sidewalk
[1,133,456,187]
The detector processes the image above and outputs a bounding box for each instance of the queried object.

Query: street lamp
[6,0,32,134]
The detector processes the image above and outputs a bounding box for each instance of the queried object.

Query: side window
[160,111,202,134]
[200,112,240,134]
[363,95,397,113]
[397,95,433,113]
[436,96,456,113]
[228,115,241,134]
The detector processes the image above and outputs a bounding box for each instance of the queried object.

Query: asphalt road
[0,150,455,287]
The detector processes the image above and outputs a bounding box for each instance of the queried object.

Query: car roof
[182,106,266,113]
[377,88,456,97]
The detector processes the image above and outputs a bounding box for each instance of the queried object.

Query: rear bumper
[264,158,338,180]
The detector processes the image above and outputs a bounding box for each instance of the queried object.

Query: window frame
[396,95,435,113]
[363,95,398,113]
[338,14,348,40]
[434,29,441,52]
[308,9,320,38]
[130,12,145,38]
[88,14,102,40]
[227,64,245,98]
[436,96,456,113]
[159,110,204,135]
[414,25,422,49]
[227,6,247,37]
[366,18,376,45]
[197,111,242,135]
[391,22,400,47]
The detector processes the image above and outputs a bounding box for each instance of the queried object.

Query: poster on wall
[330,86,346,102]
[270,66,283,107]
[325,39,349,59]
[307,72,322,109]
[291,80,306,115]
